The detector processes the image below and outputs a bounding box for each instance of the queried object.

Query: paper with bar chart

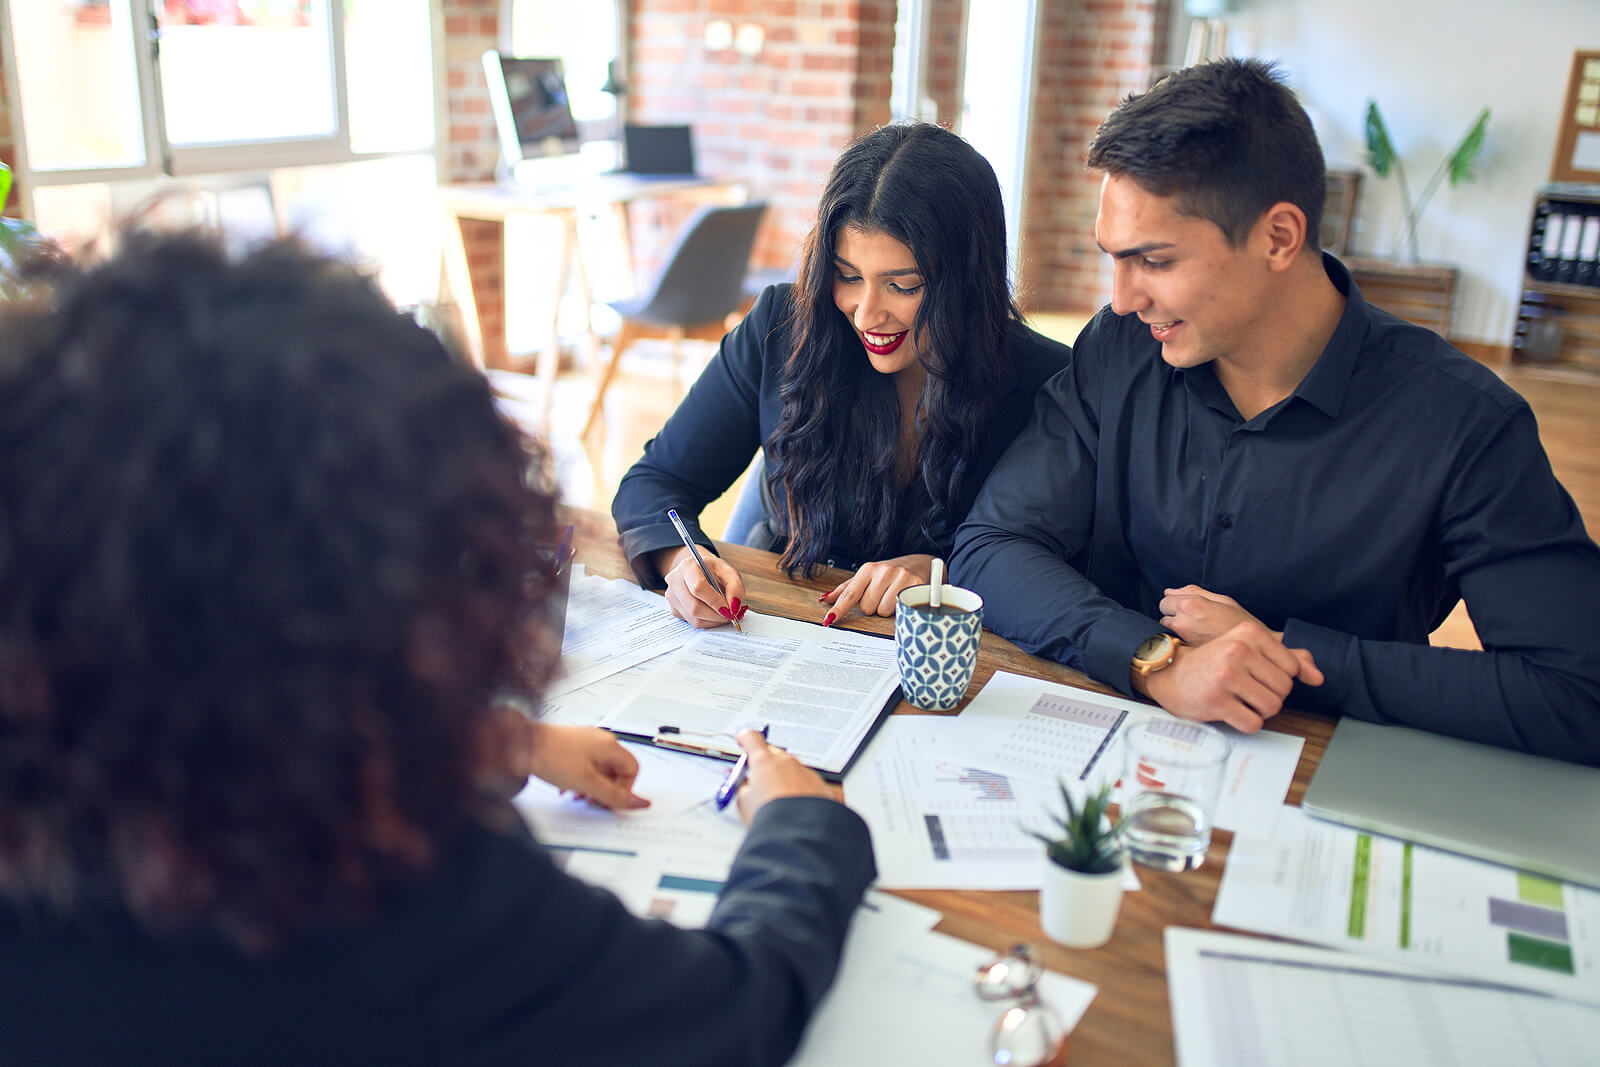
[927,671,1303,835]
[843,714,1056,889]
[1166,927,1600,1067]
[843,714,1139,891]
[1213,806,1600,1004]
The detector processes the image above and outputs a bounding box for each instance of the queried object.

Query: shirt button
[825,557,837,568]
[1217,513,1234,530]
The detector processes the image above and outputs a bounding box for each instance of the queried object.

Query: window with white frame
[1,0,434,214]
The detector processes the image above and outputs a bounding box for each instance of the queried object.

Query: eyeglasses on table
[974,943,1069,1067]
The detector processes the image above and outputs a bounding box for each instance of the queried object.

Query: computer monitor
[482,52,581,171]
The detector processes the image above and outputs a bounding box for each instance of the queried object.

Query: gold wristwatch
[1131,633,1184,677]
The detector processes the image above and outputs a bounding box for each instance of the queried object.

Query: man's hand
[652,545,749,629]
[732,728,838,824]
[1160,585,1260,646]
[1135,620,1324,732]
[527,723,651,810]
[818,553,934,624]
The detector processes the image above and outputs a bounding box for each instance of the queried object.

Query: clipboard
[601,662,902,790]
[605,682,901,784]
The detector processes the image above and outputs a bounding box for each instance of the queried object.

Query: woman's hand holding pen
[654,545,750,629]
[817,553,933,625]
[526,723,651,811]
[730,729,837,824]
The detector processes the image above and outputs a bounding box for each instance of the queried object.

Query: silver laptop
[1302,718,1600,889]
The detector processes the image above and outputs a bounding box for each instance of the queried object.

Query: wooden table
[565,508,1336,1066]
[439,175,747,420]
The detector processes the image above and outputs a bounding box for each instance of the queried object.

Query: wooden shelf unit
[1345,255,1459,339]
[1515,184,1600,376]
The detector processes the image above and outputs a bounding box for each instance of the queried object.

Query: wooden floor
[515,321,1600,649]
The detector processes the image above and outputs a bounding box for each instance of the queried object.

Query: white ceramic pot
[1038,854,1124,949]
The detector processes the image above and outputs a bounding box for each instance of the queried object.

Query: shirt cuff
[1282,618,1364,718]
[1083,608,1171,698]
[618,520,719,588]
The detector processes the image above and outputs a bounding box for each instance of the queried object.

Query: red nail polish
[717,607,733,619]
[730,597,743,615]
[818,593,830,602]
[822,612,836,627]
[737,605,748,620]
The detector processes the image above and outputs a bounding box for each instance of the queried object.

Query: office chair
[582,201,767,438]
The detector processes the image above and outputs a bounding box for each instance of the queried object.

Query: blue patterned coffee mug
[895,583,984,711]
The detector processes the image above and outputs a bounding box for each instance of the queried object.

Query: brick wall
[439,0,507,366]
[627,0,899,275]
[434,0,1168,333]
[1017,0,1163,313]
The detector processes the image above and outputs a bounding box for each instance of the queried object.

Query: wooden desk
[439,176,747,421]
[564,508,1336,1066]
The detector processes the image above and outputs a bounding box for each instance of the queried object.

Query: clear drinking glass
[1120,719,1231,872]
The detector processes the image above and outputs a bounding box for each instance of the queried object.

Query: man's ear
[1257,201,1309,270]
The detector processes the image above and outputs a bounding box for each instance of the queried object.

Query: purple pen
[715,724,769,810]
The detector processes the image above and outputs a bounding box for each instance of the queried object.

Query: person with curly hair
[0,231,874,1063]
[612,121,1070,629]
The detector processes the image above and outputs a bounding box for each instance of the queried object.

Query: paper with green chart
[1213,806,1600,1005]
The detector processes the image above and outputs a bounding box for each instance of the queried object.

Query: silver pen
[665,508,743,634]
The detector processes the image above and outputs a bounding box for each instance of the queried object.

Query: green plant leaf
[1039,781,1122,874]
[1364,101,1396,177]
[1446,108,1490,186]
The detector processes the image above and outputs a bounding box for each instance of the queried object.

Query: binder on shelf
[1556,209,1586,284]
[1538,207,1566,281]
[1577,215,1600,288]
[1528,201,1553,278]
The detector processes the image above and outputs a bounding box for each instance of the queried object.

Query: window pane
[8,0,147,172]
[344,0,434,154]
[155,0,336,146]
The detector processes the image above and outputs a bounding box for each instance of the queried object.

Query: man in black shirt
[952,58,1600,764]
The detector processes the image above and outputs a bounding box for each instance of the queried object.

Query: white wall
[1175,1,1600,345]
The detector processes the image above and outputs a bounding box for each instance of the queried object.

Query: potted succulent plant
[1030,782,1126,949]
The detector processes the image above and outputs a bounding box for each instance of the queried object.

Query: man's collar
[1288,252,1368,419]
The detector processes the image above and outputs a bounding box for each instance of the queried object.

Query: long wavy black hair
[0,231,560,949]
[767,122,1021,577]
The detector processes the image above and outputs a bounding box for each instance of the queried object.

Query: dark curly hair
[1087,58,1326,249]
[0,231,560,949]
[767,122,1021,577]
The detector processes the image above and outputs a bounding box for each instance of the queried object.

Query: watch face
[1135,634,1169,661]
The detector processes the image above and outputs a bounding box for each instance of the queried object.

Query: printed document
[789,905,1097,1067]
[929,671,1302,835]
[550,569,694,695]
[1213,806,1600,1005]
[845,715,1138,891]
[1167,926,1600,1066]
[601,611,900,776]
[512,740,745,859]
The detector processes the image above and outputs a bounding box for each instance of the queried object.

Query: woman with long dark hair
[613,122,1069,626]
